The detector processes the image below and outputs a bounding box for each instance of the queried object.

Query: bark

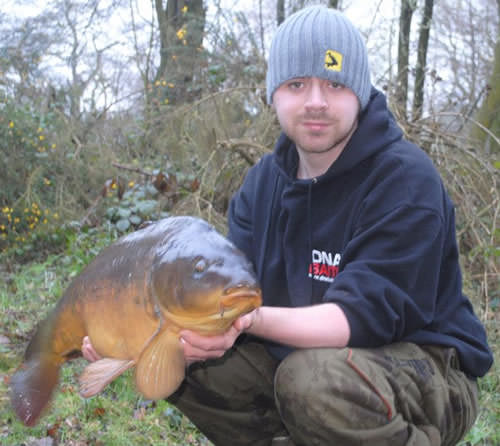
[473,0,500,154]
[277,0,285,26]
[412,0,434,120]
[153,0,206,106]
[395,0,416,120]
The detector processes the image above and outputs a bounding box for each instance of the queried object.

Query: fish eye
[194,258,207,273]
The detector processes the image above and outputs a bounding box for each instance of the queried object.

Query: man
[84,6,493,445]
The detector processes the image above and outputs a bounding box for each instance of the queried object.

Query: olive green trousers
[168,340,478,446]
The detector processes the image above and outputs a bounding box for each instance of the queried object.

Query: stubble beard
[297,117,358,155]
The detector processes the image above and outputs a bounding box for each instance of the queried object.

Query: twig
[111,162,154,177]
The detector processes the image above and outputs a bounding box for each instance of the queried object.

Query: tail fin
[10,353,60,426]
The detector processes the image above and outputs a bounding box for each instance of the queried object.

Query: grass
[0,228,498,445]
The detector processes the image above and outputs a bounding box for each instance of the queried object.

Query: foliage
[0,98,59,208]
[0,98,71,260]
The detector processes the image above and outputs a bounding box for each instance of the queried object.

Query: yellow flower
[181,5,188,13]
[53,213,59,219]
[176,27,186,40]
[44,178,51,185]
[51,143,57,149]
[9,121,14,128]
[128,181,135,188]
[164,98,169,104]
[111,183,117,189]
[14,217,20,224]
[168,83,175,88]
[39,134,45,141]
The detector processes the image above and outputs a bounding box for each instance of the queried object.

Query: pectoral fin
[135,329,185,400]
[79,358,135,398]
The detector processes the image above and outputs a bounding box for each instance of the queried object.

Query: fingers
[180,325,241,363]
[180,337,226,364]
[81,336,102,362]
[233,311,255,332]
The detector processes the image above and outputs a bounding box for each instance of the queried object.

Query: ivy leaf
[116,218,131,232]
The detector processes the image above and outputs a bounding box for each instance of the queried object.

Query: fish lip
[220,287,262,314]
[223,284,260,296]
[221,287,261,304]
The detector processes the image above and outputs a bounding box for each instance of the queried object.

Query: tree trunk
[277,0,285,26]
[152,0,206,106]
[395,0,416,121]
[412,0,434,121]
[472,0,500,154]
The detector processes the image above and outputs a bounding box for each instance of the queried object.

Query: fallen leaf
[93,407,106,417]
[46,422,61,438]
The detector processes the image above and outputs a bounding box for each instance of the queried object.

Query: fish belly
[80,280,161,360]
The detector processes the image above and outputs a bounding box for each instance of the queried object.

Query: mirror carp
[10,216,262,426]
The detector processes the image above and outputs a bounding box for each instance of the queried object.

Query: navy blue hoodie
[227,88,493,378]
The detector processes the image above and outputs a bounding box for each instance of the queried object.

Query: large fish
[10,216,262,426]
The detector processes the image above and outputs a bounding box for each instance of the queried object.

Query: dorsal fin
[135,329,185,400]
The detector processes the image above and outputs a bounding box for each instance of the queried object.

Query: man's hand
[180,310,257,364]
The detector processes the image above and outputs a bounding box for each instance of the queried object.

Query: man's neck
[296,119,358,180]
[296,139,349,180]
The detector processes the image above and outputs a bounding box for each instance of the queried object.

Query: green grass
[0,229,498,445]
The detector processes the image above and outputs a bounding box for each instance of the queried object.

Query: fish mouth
[221,287,262,306]
[218,286,262,318]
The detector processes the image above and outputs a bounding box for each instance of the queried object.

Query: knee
[276,348,347,391]
[274,347,395,429]
[274,348,349,414]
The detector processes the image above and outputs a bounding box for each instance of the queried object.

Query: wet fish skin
[10,216,261,426]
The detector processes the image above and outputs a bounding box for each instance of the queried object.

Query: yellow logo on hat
[324,50,343,72]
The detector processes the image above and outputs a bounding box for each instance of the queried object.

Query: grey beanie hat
[266,5,371,109]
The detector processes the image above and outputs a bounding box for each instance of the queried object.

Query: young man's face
[272,77,360,156]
